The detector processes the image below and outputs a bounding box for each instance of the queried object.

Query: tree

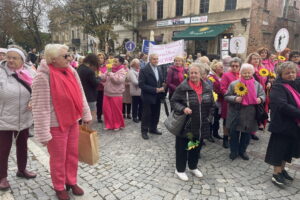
[61,0,145,51]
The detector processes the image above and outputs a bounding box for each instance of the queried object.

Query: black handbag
[164,91,189,137]
[255,103,268,123]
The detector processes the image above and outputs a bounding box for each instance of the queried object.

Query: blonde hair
[44,44,69,64]
[246,52,262,66]
[174,56,184,62]
[199,56,210,64]
[210,59,222,71]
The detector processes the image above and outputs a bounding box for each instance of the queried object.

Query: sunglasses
[61,54,71,59]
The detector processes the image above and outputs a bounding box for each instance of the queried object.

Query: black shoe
[272,173,286,186]
[142,133,149,140]
[207,136,215,143]
[223,136,229,149]
[97,119,103,123]
[281,170,294,181]
[229,153,238,160]
[133,118,139,123]
[127,114,132,119]
[213,133,223,139]
[251,134,259,140]
[149,129,162,135]
[239,152,249,160]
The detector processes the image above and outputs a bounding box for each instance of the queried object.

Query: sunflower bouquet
[186,132,200,151]
[106,63,113,72]
[208,76,216,83]
[234,82,248,96]
[269,71,276,79]
[184,73,189,79]
[259,68,269,77]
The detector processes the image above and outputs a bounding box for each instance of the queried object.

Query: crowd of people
[0,44,299,199]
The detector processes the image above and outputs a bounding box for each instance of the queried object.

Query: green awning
[172,24,233,40]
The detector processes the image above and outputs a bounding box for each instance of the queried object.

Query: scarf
[240,77,257,106]
[283,83,300,124]
[188,80,203,102]
[112,64,124,73]
[49,64,83,131]
[14,66,33,86]
[175,66,184,83]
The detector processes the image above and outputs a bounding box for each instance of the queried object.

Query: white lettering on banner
[157,16,208,27]
[148,40,185,65]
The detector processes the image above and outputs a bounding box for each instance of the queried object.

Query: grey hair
[130,58,140,67]
[240,63,255,74]
[230,57,242,66]
[149,53,158,60]
[276,61,298,77]
[190,62,206,75]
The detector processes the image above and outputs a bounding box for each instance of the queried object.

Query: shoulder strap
[12,74,32,94]
[186,91,190,107]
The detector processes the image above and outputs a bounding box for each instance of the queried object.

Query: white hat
[0,48,7,54]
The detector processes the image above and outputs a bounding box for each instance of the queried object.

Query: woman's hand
[183,107,192,115]
[235,96,242,103]
[27,101,32,110]
[256,98,262,104]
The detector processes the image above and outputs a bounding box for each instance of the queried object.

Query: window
[125,8,132,21]
[157,0,163,19]
[176,0,183,16]
[225,0,237,11]
[142,3,147,21]
[200,0,209,13]
[72,30,75,39]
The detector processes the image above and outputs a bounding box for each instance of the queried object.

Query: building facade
[137,0,300,58]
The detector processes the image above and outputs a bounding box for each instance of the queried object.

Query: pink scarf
[112,64,124,73]
[262,59,275,72]
[240,77,257,106]
[176,66,184,83]
[283,83,300,124]
[15,66,33,86]
[188,80,203,102]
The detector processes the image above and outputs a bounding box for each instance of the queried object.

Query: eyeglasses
[61,54,70,59]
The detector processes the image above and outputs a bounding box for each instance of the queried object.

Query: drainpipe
[283,0,290,18]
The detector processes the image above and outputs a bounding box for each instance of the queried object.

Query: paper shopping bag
[78,125,99,165]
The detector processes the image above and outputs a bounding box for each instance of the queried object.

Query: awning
[172,24,233,40]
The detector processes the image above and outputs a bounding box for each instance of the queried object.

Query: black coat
[269,78,300,138]
[138,63,164,104]
[170,79,214,139]
[77,64,100,102]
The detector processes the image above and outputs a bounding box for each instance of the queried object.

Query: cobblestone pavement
[1,108,300,200]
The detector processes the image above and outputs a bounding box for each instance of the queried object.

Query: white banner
[148,40,185,65]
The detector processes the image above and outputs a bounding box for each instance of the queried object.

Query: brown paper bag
[78,125,99,165]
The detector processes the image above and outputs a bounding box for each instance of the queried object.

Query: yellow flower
[208,76,216,83]
[234,82,248,96]
[213,92,218,102]
[278,56,286,61]
[259,68,269,77]
[184,74,188,79]
[269,72,276,79]
[106,64,112,69]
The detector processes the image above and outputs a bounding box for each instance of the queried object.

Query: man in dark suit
[139,54,165,140]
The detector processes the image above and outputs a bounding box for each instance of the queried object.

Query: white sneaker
[175,170,189,181]
[189,168,203,178]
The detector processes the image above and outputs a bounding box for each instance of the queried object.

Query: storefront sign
[148,40,185,65]
[221,39,229,51]
[157,16,208,27]
[230,37,246,54]
[191,16,208,24]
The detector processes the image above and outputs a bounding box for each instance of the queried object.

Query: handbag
[78,125,99,165]
[164,91,189,137]
[255,103,268,124]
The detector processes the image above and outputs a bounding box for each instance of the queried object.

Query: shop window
[157,0,163,19]
[225,0,237,11]
[142,3,147,21]
[176,0,183,16]
[200,0,209,14]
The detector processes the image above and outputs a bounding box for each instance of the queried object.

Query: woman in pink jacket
[257,47,275,72]
[220,57,241,148]
[102,56,127,131]
[32,44,92,200]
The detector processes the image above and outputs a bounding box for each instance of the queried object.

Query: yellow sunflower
[208,76,216,83]
[278,56,286,61]
[106,63,113,72]
[234,82,248,96]
[184,73,188,79]
[259,68,269,77]
[269,72,276,79]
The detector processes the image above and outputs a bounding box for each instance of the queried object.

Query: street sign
[274,28,289,53]
[125,41,136,52]
[230,37,246,54]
